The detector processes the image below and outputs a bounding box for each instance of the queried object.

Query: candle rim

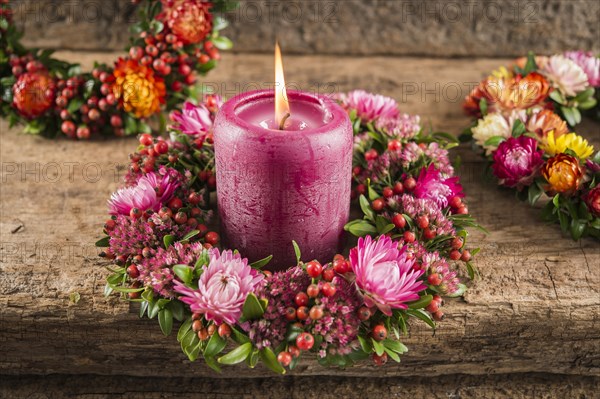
[223,89,349,135]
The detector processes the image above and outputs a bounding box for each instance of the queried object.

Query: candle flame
[275,41,290,130]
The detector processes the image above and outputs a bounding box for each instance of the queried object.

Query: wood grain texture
[1,53,599,382]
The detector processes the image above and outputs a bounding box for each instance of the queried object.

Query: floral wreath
[0,0,235,139]
[462,51,600,241]
[96,90,484,373]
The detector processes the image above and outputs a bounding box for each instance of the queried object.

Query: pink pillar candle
[214,90,353,270]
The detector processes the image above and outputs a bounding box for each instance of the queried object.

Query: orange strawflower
[12,71,56,119]
[482,72,551,112]
[162,0,213,45]
[526,110,569,140]
[112,58,166,118]
[542,154,583,195]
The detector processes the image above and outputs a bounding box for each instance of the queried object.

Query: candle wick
[278,113,291,130]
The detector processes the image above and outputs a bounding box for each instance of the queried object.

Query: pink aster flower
[492,136,544,189]
[349,235,427,316]
[170,101,214,136]
[108,171,179,215]
[542,55,590,97]
[564,51,600,87]
[174,249,264,325]
[375,113,421,139]
[413,164,464,208]
[339,90,400,122]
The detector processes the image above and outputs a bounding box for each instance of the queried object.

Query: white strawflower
[472,113,511,155]
[542,55,589,97]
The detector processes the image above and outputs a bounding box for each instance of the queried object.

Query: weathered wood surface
[12,0,600,57]
[1,373,598,399]
[1,54,599,383]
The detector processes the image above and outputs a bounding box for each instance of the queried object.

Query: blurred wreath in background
[0,0,236,139]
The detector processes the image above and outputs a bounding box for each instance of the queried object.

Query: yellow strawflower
[542,131,594,159]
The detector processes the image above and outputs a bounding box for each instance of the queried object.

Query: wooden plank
[0,53,599,378]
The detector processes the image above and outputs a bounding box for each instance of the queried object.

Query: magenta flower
[413,164,464,208]
[170,101,214,136]
[492,136,544,189]
[349,235,427,316]
[339,90,400,122]
[108,171,179,215]
[174,249,264,325]
[564,51,600,87]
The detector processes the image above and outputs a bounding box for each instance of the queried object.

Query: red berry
[382,187,394,198]
[296,333,314,351]
[322,268,334,282]
[218,324,231,338]
[61,121,76,136]
[168,197,183,210]
[110,115,122,127]
[356,184,367,195]
[372,198,385,212]
[392,214,406,229]
[76,126,90,139]
[130,208,143,219]
[372,324,387,341]
[307,284,319,298]
[188,192,202,205]
[352,166,362,176]
[289,345,301,358]
[277,351,292,367]
[449,250,462,261]
[357,306,372,321]
[432,311,445,322]
[192,320,203,333]
[457,206,469,215]
[295,292,309,307]
[179,64,192,76]
[12,65,23,76]
[373,352,388,366]
[333,258,348,274]
[285,307,296,321]
[158,207,173,219]
[127,265,140,279]
[393,182,404,194]
[296,306,309,320]
[139,133,153,146]
[461,250,472,262]
[154,141,169,155]
[88,109,100,121]
[428,273,442,286]
[404,177,417,191]
[309,306,324,320]
[403,231,415,243]
[423,228,436,240]
[365,149,378,161]
[306,261,323,278]
[451,237,463,249]
[321,282,336,297]
[387,139,401,151]
[104,219,116,231]
[129,46,143,60]
[426,301,439,313]
[205,232,220,245]
[140,55,153,66]
[174,211,188,225]
[449,196,462,209]
[145,45,159,57]
[416,215,429,229]
[433,294,443,304]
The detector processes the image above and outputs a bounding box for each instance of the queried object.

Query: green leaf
[359,195,375,222]
[523,51,538,75]
[570,219,585,241]
[383,347,401,362]
[218,342,252,365]
[466,261,478,280]
[479,98,488,116]
[250,255,273,269]
[406,309,435,329]
[213,15,229,31]
[446,283,468,298]
[95,236,110,247]
[383,339,408,354]
[574,88,594,103]
[147,300,160,319]
[549,90,566,105]
[212,36,233,50]
[181,230,200,242]
[561,106,577,126]
[368,184,379,201]
[163,235,175,248]
[173,265,193,284]
[511,119,526,137]
[292,240,301,264]
[579,97,597,110]
[242,293,265,320]
[371,339,385,356]
[139,300,148,318]
[344,220,377,237]
[358,335,372,353]
[204,332,227,357]
[528,183,543,206]
[483,136,506,148]
[158,308,173,336]
[407,295,433,309]
[259,348,286,374]
[168,300,185,321]
[204,356,222,372]
[246,349,260,368]
[67,98,84,114]
[177,317,193,342]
